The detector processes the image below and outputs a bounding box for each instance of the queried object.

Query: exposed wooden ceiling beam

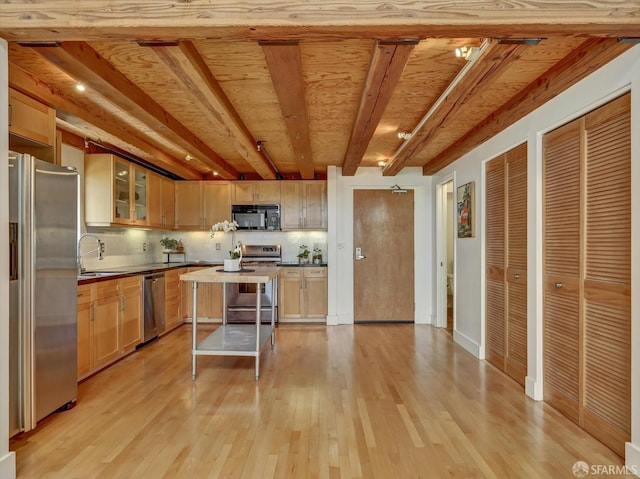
[342,39,417,176]
[1,2,639,41]
[8,62,203,180]
[383,40,527,176]
[148,41,277,180]
[29,41,239,179]
[260,40,315,180]
[423,37,631,174]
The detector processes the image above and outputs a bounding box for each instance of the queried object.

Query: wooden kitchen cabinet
[119,276,142,354]
[175,181,230,230]
[165,267,186,331]
[8,88,57,164]
[92,280,121,370]
[281,181,327,230]
[278,267,327,320]
[181,267,223,321]
[231,181,281,204]
[76,284,93,379]
[148,174,175,229]
[85,154,149,227]
[77,275,143,380]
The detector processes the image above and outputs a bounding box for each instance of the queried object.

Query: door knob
[513,273,520,280]
[554,281,563,289]
[355,247,366,260]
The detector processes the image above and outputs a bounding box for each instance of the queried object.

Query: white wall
[1,38,17,479]
[432,45,640,473]
[327,166,433,325]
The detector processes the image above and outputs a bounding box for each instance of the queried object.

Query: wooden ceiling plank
[2,1,639,41]
[260,41,315,179]
[149,40,277,179]
[423,38,631,174]
[342,39,417,175]
[9,62,203,180]
[383,40,525,176]
[29,41,239,179]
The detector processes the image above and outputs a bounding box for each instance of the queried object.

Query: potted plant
[160,237,179,252]
[224,241,243,271]
[211,220,242,271]
[297,245,310,264]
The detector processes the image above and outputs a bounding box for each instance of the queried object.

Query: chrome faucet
[77,233,104,274]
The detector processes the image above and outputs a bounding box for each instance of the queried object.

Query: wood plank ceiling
[1,2,638,180]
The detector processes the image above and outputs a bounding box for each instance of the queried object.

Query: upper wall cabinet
[175,181,231,231]
[231,181,281,204]
[85,154,149,227]
[9,88,57,164]
[281,181,327,230]
[148,173,175,229]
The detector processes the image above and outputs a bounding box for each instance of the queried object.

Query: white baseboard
[0,451,16,479]
[326,314,339,325]
[415,313,433,325]
[453,330,481,358]
[525,376,543,401]
[626,442,640,477]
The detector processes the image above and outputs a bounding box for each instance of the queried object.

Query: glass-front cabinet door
[133,167,147,224]
[114,160,131,223]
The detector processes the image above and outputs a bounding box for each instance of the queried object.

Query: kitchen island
[180,266,280,380]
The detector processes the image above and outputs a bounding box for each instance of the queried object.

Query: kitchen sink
[78,271,122,278]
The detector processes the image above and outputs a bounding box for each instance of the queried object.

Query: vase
[223,258,241,271]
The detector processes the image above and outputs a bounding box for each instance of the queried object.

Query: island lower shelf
[195,324,275,357]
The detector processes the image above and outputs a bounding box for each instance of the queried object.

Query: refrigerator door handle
[9,222,18,280]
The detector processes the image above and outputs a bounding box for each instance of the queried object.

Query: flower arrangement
[210,220,238,235]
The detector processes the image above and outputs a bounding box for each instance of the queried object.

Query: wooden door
[175,181,202,230]
[147,172,163,228]
[543,94,630,456]
[281,181,303,230]
[77,284,93,379]
[485,157,506,370]
[161,177,175,229]
[203,182,231,227]
[543,117,582,424]
[505,145,527,384]
[93,280,120,368]
[119,277,142,354]
[581,95,631,456]
[353,189,414,322]
[279,268,303,319]
[303,181,327,229]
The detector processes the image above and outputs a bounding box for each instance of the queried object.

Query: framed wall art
[457,181,475,238]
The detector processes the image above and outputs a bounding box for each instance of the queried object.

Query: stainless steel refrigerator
[9,153,79,436]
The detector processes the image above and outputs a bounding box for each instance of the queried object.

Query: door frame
[435,174,455,329]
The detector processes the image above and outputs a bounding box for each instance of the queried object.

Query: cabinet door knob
[513,273,520,280]
[554,281,563,289]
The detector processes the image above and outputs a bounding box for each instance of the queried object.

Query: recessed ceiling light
[185,154,192,161]
[397,132,412,140]
[75,83,86,92]
[212,171,219,176]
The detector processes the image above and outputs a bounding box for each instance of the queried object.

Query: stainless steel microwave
[231,204,280,230]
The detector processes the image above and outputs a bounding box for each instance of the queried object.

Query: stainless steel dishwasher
[140,272,165,347]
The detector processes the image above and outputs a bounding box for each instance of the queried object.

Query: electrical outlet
[216,242,221,251]
[99,242,105,254]
[143,242,147,252]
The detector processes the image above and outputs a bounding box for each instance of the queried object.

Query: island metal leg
[191,281,198,380]
[255,285,261,380]
[271,278,276,348]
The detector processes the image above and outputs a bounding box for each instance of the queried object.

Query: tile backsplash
[81,227,328,270]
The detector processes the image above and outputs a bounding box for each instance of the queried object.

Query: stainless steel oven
[225,244,281,323]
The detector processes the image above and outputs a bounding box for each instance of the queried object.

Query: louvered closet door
[505,145,527,385]
[582,95,631,456]
[543,118,582,424]
[485,157,505,370]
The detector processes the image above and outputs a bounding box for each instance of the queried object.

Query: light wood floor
[11,324,627,478]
